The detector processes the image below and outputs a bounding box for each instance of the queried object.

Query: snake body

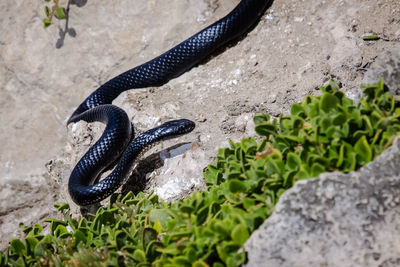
[68,0,271,206]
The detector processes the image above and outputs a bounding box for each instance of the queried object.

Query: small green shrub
[2,79,399,266]
[43,0,66,28]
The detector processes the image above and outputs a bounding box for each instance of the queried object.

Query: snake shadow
[193,0,274,67]
[120,141,194,196]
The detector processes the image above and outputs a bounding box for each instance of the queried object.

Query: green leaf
[121,191,135,203]
[115,230,128,249]
[265,154,285,176]
[193,259,209,267]
[10,239,26,255]
[204,164,223,186]
[43,17,51,28]
[354,135,372,164]
[19,222,32,234]
[226,170,241,180]
[332,113,346,125]
[54,224,70,238]
[253,113,270,125]
[180,205,194,214]
[173,256,191,266]
[153,220,163,234]
[255,123,277,138]
[133,249,147,262]
[231,224,249,245]
[44,5,51,16]
[345,151,357,172]
[243,197,255,211]
[291,103,305,116]
[8,258,25,267]
[145,240,163,261]
[45,218,67,236]
[283,170,296,188]
[54,6,66,19]
[320,116,332,130]
[72,229,87,247]
[149,209,170,228]
[195,204,210,225]
[310,162,326,177]
[78,217,89,230]
[319,92,339,112]
[228,179,248,193]
[184,246,197,263]
[286,152,301,170]
[34,236,54,257]
[296,166,310,180]
[24,236,39,255]
[0,251,5,266]
[216,241,241,263]
[306,102,319,118]
[142,228,158,249]
[320,80,340,93]
[226,252,246,267]
[241,138,257,154]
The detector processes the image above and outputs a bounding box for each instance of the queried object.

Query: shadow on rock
[71,0,88,8]
[56,0,87,48]
[121,142,193,196]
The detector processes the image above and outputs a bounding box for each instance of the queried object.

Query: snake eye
[172,119,195,134]
[179,119,195,132]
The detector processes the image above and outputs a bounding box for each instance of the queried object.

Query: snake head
[158,119,196,136]
[141,119,195,144]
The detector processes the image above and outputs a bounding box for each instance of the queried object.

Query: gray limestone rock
[244,137,400,267]
[362,48,400,95]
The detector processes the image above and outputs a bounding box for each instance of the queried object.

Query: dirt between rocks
[0,0,399,251]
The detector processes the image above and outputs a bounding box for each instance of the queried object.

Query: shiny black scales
[67,0,271,206]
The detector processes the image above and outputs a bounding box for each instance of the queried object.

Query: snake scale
[68,0,271,206]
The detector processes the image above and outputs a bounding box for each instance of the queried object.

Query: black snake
[68,0,271,206]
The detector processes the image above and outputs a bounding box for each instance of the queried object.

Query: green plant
[2,79,399,266]
[43,0,66,28]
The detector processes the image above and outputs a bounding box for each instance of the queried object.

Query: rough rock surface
[362,49,400,95]
[245,137,400,267]
[1,0,400,251]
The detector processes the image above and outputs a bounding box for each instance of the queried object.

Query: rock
[362,48,400,95]
[143,141,208,202]
[244,137,400,267]
[329,24,362,73]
